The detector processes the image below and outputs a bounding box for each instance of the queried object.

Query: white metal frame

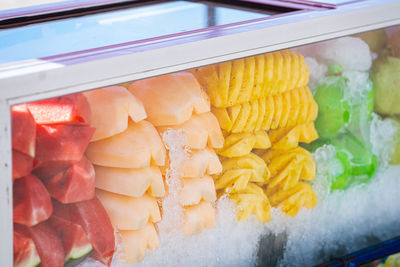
[1,0,400,265]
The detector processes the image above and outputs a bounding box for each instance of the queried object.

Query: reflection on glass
[0,1,279,64]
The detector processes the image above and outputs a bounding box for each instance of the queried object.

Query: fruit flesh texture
[13,174,53,227]
[182,201,216,235]
[96,189,161,230]
[27,93,91,126]
[179,176,217,206]
[12,150,37,182]
[157,112,224,149]
[129,72,210,126]
[86,120,166,168]
[11,104,36,158]
[13,224,41,267]
[94,165,165,198]
[83,86,147,141]
[43,156,95,204]
[52,198,115,265]
[119,223,160,264]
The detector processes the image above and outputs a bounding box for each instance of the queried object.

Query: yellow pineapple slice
[217,132,256,158]
[179,175,217,206]
[214,153,270,193]
[262,96,275,131]
[231,102,251,133]
[287,87,300,127]
[254,131,271,149]
[266,182,317,217]
[96,190,161,230]
[183,201,216,235]
[263,52,275,96]
[211,106,233,132]
[296,87,310,126]
[271,93,283,130]
[230,183,271,223]
[119,223,159,263]
[227,59,245,106]
[237,57,255,104]
[243,100,259,132]
[252,55,265,99]
[255,98,266,131]
[269,122,318,150]
[280,90,292,129]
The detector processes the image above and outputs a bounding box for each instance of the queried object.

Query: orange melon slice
[179,148,222,178]
[179,176,217,206]
[83,86,146,141]
[128,72,210,126]
[94,165,165,198]
[119,222,159,263]
[182,201,216,235]
[157,112,224,149]
[96,189,161,230]
[86,120,166,168]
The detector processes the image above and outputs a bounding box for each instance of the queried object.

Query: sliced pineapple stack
[129,72,224,235]
[192,49,319,221]
[84,87,166,263]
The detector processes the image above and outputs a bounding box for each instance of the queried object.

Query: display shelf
[1,1,400,265]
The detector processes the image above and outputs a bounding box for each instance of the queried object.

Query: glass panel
[1,0,69,11]
[0,1,282,64]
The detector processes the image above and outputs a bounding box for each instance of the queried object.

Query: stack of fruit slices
[129,72,224,235]
[84,86,165,264]
[12,94,115,267]
[194,50,319,221]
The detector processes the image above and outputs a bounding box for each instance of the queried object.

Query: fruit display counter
[1,0,400,266]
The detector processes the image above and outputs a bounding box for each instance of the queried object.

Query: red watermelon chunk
[15,222,65,267]
[13,174,53,226]
[11,104,36,158]
[53,198,115,265]
[12,150,38,182]
[33,124,95,179]
[44,156,95,204]
[27,93,91,126]
[14,224,41,267]
[49,215,93,262]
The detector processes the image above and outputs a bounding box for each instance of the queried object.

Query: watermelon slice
[128,72,210,126]
[27,93,91,125]
[13,224,41,267]
[14,222,65,267]
[83,86,147,141]
[13,174,52,226]
[11,104,36,157]
[52,198,115,265]
[44,156,95,203]
[34,124,95,179]
[49,215,93,263]
[12,150,38,182]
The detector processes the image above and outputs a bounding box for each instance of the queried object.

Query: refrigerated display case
[2,0,400,266]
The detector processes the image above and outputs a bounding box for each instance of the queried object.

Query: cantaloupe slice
[128,72,210,126]
[94,165,165,198]
[182,201,216,235]
[157,112,224,149]
[86,120,166,168]
[96,189,161,230]
[174,147,222,178]
[84,86,147,141]
[179,176,217,206]
[119,222,159,263]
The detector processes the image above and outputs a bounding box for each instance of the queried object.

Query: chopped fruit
[192,50,309,107]
[171,147,222,178]
[52,198,115,266]
[94,165,165,198]
[86,120,166,168]
[269,122,318,150]
[214,153,269,194]
[183,202,216,235]
[11,104,36,157]
[27,93,91,125]
[34,124,95,179]
[230,183,271,223]
[49,215,93,263]
[179,176,217,206]
[157,112,224,149]
[15,222,65,267]
[96,189,161,230]
[217,131,271,158]
[13,224,41,267]
[12,150,37,182]
[83,86,147,141]
[119,223,159,263]
[13,174,52,226]
[43,156,95,204]
[129,72,210,126]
